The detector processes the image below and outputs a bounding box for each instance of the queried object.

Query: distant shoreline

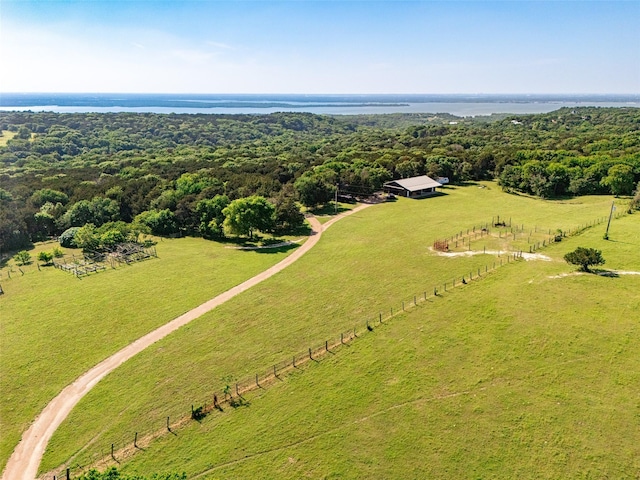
[0,93,638,116]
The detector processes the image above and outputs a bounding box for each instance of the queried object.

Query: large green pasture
[38,183,636,475]
[0,237,298,471]
[113,215,640,478]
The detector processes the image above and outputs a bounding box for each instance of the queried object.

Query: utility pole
[334,183,338,214]
[604,201,615,240]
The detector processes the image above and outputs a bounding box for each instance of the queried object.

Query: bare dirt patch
[430,248,552,262]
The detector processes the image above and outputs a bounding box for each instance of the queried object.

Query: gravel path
[3,206,370,480]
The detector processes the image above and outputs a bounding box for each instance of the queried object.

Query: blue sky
[1,1,638,93]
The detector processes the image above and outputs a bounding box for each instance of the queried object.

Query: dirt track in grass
[2,205,372,480]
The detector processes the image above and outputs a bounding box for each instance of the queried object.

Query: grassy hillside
[38,183,637,476]
[0,236,299,471]
[63,214,640,479]
[116,216,640,479]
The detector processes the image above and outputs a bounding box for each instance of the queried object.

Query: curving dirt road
[3,205,371,480]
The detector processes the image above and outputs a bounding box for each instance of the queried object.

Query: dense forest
[1,107,639,253]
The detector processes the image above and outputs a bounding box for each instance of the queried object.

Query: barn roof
[384,175,442,192]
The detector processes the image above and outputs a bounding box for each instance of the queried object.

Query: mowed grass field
[37,182,638,476]
[113,215,640,479]
[0,236,300,472]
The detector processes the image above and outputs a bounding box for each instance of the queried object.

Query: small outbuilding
[383,175,443,198]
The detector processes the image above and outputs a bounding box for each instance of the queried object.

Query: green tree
[99,229,127,248]
[395,160,422,179]
[34,211,56,237]
[135,209,178,236]
[62,197,120,228]
[564,247,605,272]
[89,197,121,226]
[499,165,523,192]
[546,162,571,197]
[0,188,13,202]
[13,250,32,265]
[175,172,220,196]
[196,195,230,239]
[16,126,31,139]
[601,164,635,196]
[30,188,69,207]
[294,174,336,207]
[273,194,305,233]
[222,196,275,239]
[37,251,54,265]
[62,199,93,227]
[74,224,100,251]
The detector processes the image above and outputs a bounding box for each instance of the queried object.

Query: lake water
[0,94,637,116]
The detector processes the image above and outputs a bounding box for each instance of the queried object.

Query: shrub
[13,250,32,266]
[77,467,186,479]
[59,227,80,248]
[37,251,54,265]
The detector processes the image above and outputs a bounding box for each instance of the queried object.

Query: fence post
[167,416,170,431]
[293,356,296,368]
[341,333,344,344]
[67,469,71,480]
[274,365,277,377]
[414,295,416,306]
[134,432,138,448]
[111,443,115,460]
[379,312,382,323]
[256,373,259,386]
[434,287,437,296]
[236,383,239,395]
[326,340,329,351]
[309,348,313,360]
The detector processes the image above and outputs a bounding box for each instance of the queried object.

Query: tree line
[1,107,638,252]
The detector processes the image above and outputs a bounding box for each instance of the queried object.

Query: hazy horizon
[2,92,637,116]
